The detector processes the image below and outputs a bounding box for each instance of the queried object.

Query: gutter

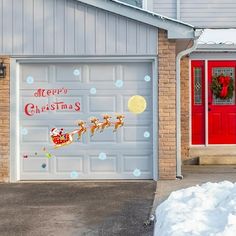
[176,30,203,179]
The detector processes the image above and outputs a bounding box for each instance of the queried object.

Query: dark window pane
[194,67,202,105]
[119,0,143,8]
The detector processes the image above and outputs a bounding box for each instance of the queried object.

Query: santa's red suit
[50,128,71,146]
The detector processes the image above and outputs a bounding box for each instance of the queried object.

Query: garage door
[18,60,154,180]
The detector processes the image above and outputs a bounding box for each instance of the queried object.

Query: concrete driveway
[0,181,155,236]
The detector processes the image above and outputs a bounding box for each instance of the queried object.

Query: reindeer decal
[90,117,101,137]
[100,114,112,132]
[113,114,125,132]
[50,114,125,149]
[77,120,87,140]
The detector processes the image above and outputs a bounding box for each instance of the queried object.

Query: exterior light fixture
[0,62,6,78]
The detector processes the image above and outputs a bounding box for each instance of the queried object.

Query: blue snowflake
[133,168,141,177]
[144,131,150,138]
[115,80,124,88]
[73,69,80,76]
[26,76,34,84]
[144,75,151,82]
[70,171,79,179]
[21,128,28,135]
[90,87,97,94]
[99,152,107,160]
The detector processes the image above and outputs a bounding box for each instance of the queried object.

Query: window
[194,67,202,105]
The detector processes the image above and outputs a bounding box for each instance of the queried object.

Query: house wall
[0,30,180,182]
[153,0,176,19]
[153,0,236,28]
[0,56,10,182]
[0,0,183,182]
[158,30,177,179]
[0,0,157,56]
[180,56,190,161]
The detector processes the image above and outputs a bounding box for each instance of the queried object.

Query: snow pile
[154,181,236,236]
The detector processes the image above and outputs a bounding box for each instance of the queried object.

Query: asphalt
[0,181,156,236]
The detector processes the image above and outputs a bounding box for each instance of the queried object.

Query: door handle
[208,108,211,112]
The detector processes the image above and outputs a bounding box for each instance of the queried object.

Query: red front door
[208,61,236,144]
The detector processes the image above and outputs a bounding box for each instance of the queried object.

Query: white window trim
[142,0,153,11]
[142,0,148,10]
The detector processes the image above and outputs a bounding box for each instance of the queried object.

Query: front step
[199,156,236,165]
[189,146,236,165]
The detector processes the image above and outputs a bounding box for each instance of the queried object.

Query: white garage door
[18,60,155,180]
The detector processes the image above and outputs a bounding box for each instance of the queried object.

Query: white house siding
[0,0,158,56]
[153,0,176,19]
[153,0,236,28]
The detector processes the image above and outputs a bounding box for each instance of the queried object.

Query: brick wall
[0,57,10,182]
[158,30,177,179]
[180,56,190,161]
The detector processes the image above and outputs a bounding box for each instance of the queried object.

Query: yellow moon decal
[128,95,147,114]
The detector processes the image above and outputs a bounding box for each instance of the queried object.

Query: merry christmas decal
[23,86,125,150]
[24,88,81,116]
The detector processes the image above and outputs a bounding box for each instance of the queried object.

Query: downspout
[176,30,203,179]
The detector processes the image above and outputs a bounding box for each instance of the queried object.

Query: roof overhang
[77,0,195,39]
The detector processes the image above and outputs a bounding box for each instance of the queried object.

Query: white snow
[198,29,236,44]
[154,181,236,236]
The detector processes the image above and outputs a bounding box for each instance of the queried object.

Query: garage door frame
[10,57,158,182]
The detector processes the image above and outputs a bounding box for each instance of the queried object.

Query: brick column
[158,30,176,179]
[0,57,10,182]
[181,56,190,161]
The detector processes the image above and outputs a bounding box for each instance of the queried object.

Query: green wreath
[210,75,234,99]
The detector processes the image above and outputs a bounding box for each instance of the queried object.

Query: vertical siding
[34,0,44,54]
[3,0,13,54]
[106,13,116,54]
[13,0,23,54]
[75,3,85,55]
[0,0,157,56]
[23,0,34,54]
[44,0,54,54]
[54,0,65,54]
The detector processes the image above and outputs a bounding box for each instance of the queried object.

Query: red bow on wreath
[218,75,231,98]
[210,74,234,100]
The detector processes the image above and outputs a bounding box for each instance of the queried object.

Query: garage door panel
[89,131,117,143]
[19,61,154,180]
[56,157,84,172]
[89,156,117,172]
[89,96,116,112]
[123,126,152,142]
[89,65,116,82]
[55,64,82,82]
[122,63,152,82]
[23,158,50,172]
[123,155,152,172]
[21,64,49,84]
[22,126,50,143]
